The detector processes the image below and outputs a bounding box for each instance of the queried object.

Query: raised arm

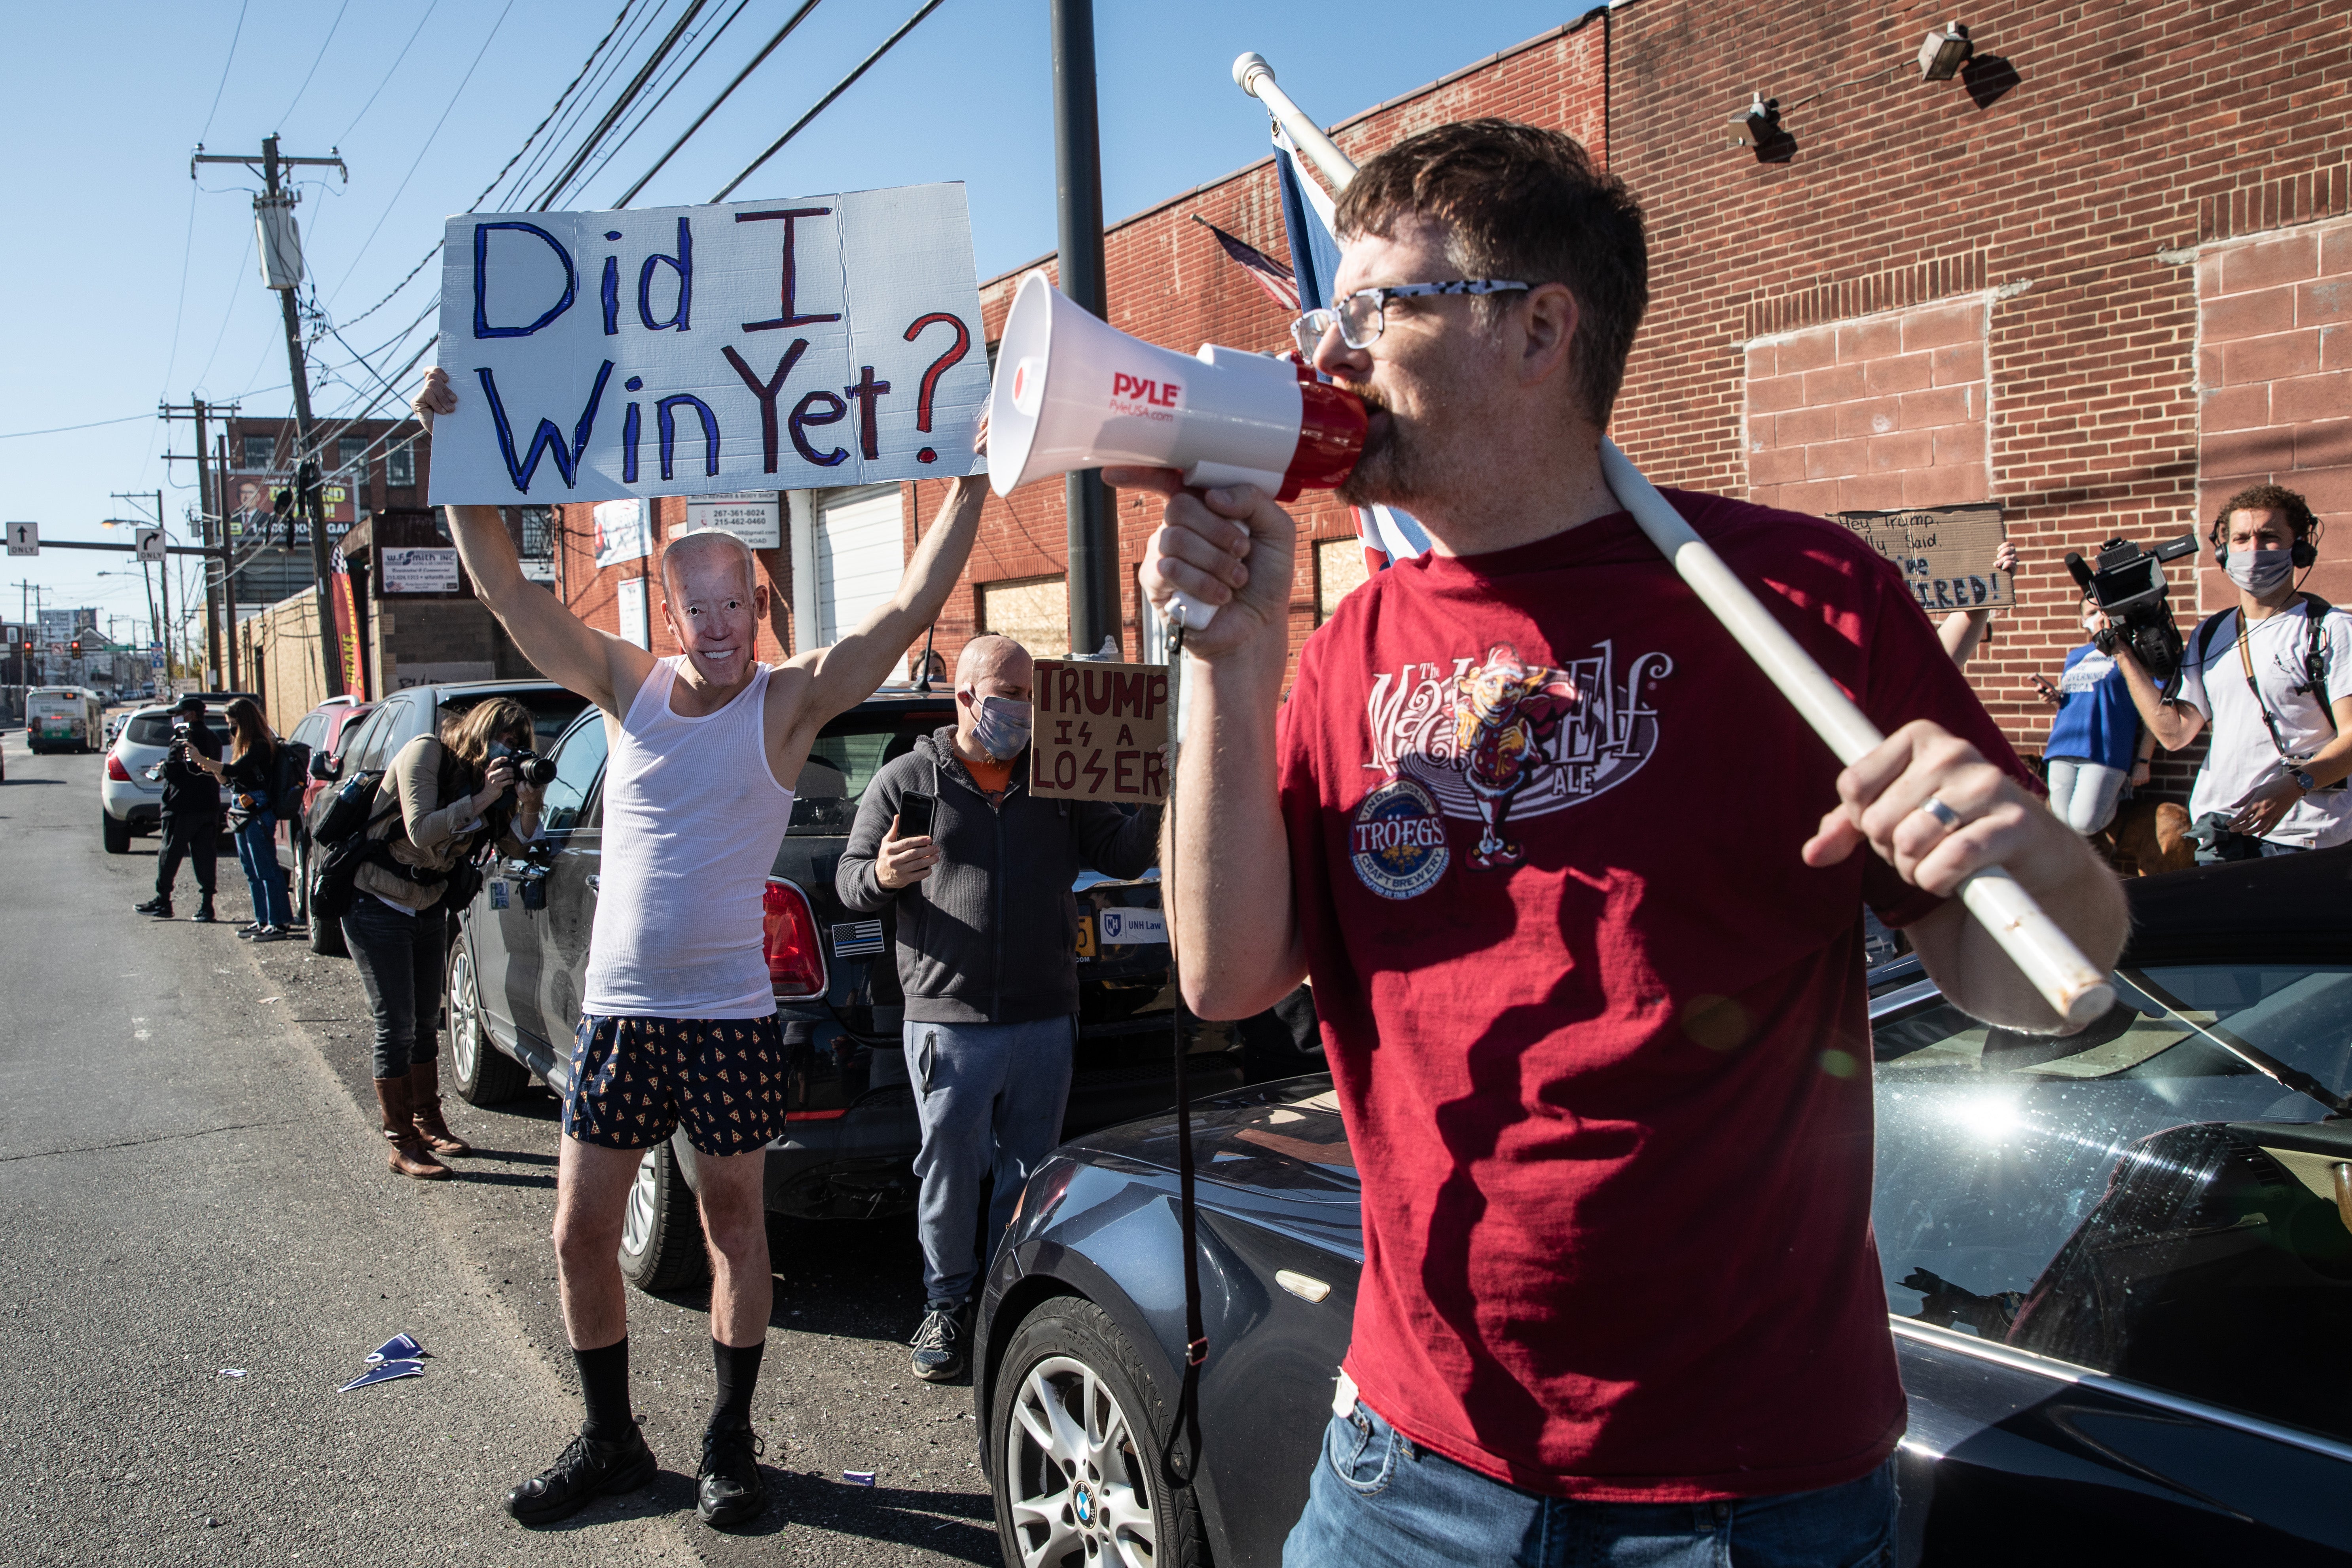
[415,368,653,716]
[790,470,986,720]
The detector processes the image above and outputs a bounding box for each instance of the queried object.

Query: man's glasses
[1289,280,1531,360]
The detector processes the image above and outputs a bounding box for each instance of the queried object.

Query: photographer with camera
[135,694,222,923]
[186,697,296,940]
[2102,483,2352,861]
[343,698,543,1179]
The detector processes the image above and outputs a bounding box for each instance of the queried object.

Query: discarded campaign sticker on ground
[843,1470,876,1486]
[366,1333,423,1365]
[337,1359,424,1393]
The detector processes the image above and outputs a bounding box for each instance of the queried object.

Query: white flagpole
[1228,53,2115,1028]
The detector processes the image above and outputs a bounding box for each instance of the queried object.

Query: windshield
[1873,963,2352,1445]
[789,707,950,836]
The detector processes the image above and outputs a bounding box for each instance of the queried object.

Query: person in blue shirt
[2031,592,2155,833]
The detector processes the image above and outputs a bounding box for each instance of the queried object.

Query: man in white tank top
[416,369,986,1531]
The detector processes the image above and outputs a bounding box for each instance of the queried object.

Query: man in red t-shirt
[1122,120,2125,1565]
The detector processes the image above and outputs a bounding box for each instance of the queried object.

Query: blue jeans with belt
[233,813,292,928]
[1285,1399,1898,1568]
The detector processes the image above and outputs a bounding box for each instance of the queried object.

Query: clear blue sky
[0,0,1586,642]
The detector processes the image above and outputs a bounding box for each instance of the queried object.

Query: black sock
[709,1338,766,1433]
[574,1339,633,1442]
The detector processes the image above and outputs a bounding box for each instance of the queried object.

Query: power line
[322,0,519,309]
[572,0,749,201]
[279,0,353,129]
[533,0,712,211]
[506,0,663,209]
[618,0,824,207]
[338,0,444,145]
[197,0,250,144]
[0,413,154,441]
[465,0,637,214]
[712,0,948,203]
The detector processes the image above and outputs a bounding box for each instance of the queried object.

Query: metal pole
[218,432,239,691]
[193,397,222,684]
[1051,0,1120,658]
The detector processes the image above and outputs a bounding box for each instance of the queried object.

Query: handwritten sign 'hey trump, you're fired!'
[429,184,988,505]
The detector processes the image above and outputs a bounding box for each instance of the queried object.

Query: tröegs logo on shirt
[1349,641,1672,891]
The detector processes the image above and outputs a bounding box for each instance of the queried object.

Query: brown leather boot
[409,1059,472,1157]
[373,1076,451,1180]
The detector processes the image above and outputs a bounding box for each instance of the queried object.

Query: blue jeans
[234,814,292,928]
[906,1016,1075,1307]
[1285,1400,1897,1568]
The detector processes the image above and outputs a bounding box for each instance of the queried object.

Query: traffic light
[68,639,81,657]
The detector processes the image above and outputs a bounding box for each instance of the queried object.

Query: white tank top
[581,657,796,1018]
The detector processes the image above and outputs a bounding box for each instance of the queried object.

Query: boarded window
[1316,537,1369,622]
[980,576,1069,659]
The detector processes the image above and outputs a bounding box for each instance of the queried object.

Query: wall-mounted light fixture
[1729,93,1796,163]
[1918,21,1976,82]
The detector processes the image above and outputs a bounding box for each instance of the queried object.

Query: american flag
[1190,215,1300,312]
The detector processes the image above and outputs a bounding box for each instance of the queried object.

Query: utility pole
[161,395,235,684]
[1050,0,1121,658]
[15,581,45,685]
[217,432,239,689]
[193,135,347,698]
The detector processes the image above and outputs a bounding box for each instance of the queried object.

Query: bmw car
[974,849,2352,1566]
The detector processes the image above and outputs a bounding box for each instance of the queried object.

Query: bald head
[660,529,756,597]
[957,633,1028,688]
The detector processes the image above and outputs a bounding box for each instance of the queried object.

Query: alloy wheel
[1004,1354,1160,1568]
[621,1148,661,1261]
[448,946,481,1083]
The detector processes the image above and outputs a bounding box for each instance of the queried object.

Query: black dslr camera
[487,742,557,805]
[2065,534,2201,700]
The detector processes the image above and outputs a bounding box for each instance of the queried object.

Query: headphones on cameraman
[2210,492,2321,569]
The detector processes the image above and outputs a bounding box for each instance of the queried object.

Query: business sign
[430,185,988,505]
[1029,659,1169,803]
[593,499,650,567]
[381,546,462,594]
[39,608,95,643]
[1832,504,2010,614]
[683,490,782,549]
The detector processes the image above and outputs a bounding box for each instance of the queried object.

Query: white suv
[101,704,232,854]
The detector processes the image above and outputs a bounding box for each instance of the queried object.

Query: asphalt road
[0,734,1002,1567]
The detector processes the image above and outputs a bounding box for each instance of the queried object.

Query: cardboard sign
[1833,504,2011,614]
[1030,659,1170,803]
[381,546,461,594]
[430,184,989,504]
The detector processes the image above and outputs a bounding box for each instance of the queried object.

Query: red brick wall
[1746,298,1991,516]
[2197,216,2352,611]
[1609,0,2352,789]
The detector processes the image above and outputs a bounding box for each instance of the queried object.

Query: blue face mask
[966,693,1032,761]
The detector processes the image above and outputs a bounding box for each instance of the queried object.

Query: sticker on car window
[1097,908,1168,946]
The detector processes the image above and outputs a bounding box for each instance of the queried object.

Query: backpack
[2190,592,2339,737]
[309,785,401,923]
[310,769,387,847]
[269,741,312,820]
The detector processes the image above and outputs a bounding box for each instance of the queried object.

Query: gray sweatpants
[907,1016,1076,1308]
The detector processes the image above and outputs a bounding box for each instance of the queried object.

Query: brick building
[546,0,2351,783]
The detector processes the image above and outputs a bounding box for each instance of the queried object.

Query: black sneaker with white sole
[910,1304,967,1382]
[504,1424,657,1526]
[696,1423,767,1528]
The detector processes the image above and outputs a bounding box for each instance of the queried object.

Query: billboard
[224,471,358,544]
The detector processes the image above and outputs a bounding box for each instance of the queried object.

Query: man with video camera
[1135,119,2122,1565]
[2102,482,2352,862]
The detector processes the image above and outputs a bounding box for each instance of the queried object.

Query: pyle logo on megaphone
[989,270,1366,630]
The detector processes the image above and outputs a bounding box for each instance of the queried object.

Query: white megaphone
[987,270,1366,630]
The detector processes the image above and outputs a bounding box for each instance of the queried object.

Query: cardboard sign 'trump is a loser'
[1030,660,1170,803]
[1832,504,2011,614]
[430,184,988,505]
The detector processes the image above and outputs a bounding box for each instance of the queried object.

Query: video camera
[2065,533,2200,700]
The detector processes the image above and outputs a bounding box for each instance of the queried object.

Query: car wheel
[618,1139,710,1294]
[991,1297,1209,1568]
[102,809,130,855]
[291,836,311,925]
[308,868,348,957]
[445,939,527,1106]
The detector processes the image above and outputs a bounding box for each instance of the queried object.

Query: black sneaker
[910,1304,967,1382]
[190,901,216,924]
[504,1425,658,1526]
[135,897,173,918]
[696,1423,767,1528]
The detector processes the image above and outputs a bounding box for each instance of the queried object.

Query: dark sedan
[974,849,2352,1567]
[442,690,1283,1289]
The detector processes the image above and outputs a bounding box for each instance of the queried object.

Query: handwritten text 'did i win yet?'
[429,184,989,505]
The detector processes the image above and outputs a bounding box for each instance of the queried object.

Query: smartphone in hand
[897,791,937,840]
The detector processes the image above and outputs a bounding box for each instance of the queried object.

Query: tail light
[762,878,827,999]
[106,754,132,781]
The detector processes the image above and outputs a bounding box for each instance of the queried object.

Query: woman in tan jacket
[345,698,543,1179]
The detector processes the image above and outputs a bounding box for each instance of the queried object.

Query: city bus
[27,688,103,753]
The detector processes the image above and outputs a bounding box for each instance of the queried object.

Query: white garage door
[815,485,905,645]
